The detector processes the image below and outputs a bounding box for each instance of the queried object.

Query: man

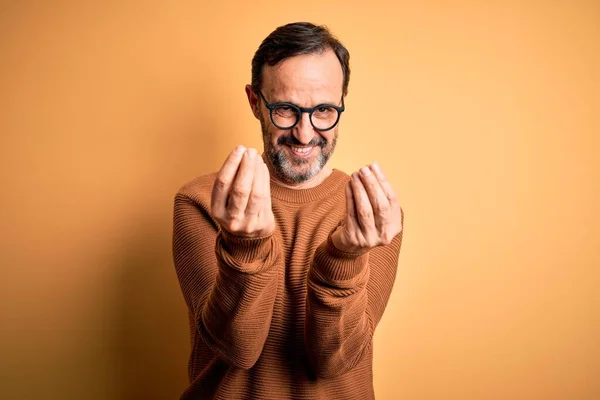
[172,22,404,399]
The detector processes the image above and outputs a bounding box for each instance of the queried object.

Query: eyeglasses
[258,91,345,132]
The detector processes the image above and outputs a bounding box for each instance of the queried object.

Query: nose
[292,111,315,145]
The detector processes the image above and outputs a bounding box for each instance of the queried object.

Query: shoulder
[329,169,351,192]
[174,172,217,209]
[332,168,351,182]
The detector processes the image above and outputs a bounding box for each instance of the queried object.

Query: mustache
[276,134,326,148]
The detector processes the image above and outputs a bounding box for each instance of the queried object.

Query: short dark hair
[251,22,350,96]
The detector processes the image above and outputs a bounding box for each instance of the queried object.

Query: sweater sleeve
[305,212,404,378]
[172,193,281,370]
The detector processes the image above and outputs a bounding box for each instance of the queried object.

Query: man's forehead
[261,50,343,101]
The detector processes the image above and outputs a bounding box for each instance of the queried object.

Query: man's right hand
[211,146,275,238]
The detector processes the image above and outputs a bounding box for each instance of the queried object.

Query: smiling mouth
[287,145,314,158]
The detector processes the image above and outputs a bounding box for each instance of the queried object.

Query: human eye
[313,106,335,118]
[274,104,296,118]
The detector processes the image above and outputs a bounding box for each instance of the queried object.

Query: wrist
[330,226,362,254]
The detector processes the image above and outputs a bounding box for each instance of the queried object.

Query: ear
[245,85,260,119]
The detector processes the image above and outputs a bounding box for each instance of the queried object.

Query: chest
[271,197,345,268]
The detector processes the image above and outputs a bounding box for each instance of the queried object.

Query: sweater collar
[269,169,348,204]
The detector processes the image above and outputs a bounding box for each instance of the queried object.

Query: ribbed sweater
[172,169,403,399]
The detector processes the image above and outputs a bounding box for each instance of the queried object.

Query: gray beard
[260,117,338,184]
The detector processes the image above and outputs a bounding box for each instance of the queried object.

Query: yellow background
[1,1,598,399]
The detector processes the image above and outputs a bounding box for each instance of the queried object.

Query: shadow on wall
[109,90,227,399]
[111,218,191,399]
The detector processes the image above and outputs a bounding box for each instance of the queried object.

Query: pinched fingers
[345,181,357,226]
[227,148,257,215]
[211,145,246,215]
[260,159,273,216]
[258,161,275,235]
[240,155,275,236]
[344,179,364,241]
[368,163,402,243]
[370,163,399,206]
[343,163,403,249]
[245,156,267,217]
[350,172,376,234]
[358,165,392,232]
[212,147,275,237]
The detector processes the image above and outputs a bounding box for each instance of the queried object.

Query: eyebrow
[270,97,341,106]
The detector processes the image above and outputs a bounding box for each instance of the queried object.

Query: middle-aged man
[172,22,404,399]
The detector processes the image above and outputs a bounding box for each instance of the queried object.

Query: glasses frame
[258,91,345,132]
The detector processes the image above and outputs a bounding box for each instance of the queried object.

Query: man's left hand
[331,163,402,254]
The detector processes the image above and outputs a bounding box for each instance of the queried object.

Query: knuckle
[227,213,243,226]
[374,202,387,215]
[226,201,241,214]
[378,199,390,212]
[231,187,249,199]
[364,232,381,247]
[224,220,237,232]
[358,209,373,220]
[214,178,228,190]
[249,192,264,204]
[353,236,363,247]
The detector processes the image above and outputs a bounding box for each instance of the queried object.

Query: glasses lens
[272,105,299,129]
[311,106,340,130]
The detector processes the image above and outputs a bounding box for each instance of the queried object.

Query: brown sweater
[172,169,403,399]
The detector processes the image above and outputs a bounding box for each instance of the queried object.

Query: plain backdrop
[0,1,598,399]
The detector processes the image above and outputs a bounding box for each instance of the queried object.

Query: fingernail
[371,162,380,172]
[247,148,257,159]
[361,166,371,176]
[235,145,245,154]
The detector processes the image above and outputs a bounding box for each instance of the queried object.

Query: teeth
[291,146,312,154]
